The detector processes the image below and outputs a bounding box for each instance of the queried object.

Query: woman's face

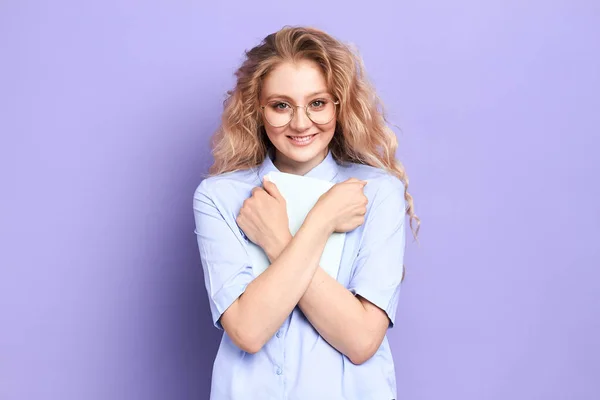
[259,59,336,175]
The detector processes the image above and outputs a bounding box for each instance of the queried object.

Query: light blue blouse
[193,150,406,400]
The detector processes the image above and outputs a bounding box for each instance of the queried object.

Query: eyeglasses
[260,97,339,128]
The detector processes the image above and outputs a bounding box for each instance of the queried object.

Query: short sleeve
[347,176,406,327]
[193,179,254,330]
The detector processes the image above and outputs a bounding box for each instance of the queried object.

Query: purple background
[1,1,599,399]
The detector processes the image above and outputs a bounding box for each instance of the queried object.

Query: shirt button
[276,331,282,338]
[276,368,283,375]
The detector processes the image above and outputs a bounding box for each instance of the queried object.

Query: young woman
[193,26,419,400]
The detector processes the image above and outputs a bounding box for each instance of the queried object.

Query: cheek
[263,126,286,142]
[321,119,337,138]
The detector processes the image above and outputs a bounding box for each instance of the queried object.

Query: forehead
[261,59,328,100]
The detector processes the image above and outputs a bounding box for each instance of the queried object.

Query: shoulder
[194,168,258,204]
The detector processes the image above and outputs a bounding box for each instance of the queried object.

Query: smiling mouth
[287,133,318,142]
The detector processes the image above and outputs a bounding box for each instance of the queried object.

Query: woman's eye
[310,100,326,108]
[272,102,290,110]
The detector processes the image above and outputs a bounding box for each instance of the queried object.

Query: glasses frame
[260,98,340,128]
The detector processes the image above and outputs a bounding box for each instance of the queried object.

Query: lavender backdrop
[1,1,599,399]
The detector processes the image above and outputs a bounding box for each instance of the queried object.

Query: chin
[285,150,324,164]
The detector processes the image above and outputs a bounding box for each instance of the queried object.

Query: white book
[246,171,346,279]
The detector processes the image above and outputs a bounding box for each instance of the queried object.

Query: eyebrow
[265,91,330,102]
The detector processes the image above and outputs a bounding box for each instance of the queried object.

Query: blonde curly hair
[209,26,420,239]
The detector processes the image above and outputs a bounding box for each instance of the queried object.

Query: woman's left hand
[236,177,292,261]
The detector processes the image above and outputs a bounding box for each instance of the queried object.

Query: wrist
[264,231,292,262]
[305,207,334,236]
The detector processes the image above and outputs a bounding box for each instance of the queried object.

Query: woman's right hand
[310,178,369,234]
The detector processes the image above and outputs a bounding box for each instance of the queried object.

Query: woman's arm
[227,177,374,354]
[264,177,406,364]
[300,269,390,364]
[266,241,389,365]
[220,213,328,354]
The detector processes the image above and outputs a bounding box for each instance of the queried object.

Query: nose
[289,106,312,132]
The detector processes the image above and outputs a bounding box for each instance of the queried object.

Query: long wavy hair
[209,26,420,240]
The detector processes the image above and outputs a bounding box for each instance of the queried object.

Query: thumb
[263,176,284,200]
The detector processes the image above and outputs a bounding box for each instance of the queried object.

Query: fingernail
[263,175,270,182]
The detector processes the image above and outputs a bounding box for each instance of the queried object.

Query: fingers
[344,177,368,186]
[262,176,284,200]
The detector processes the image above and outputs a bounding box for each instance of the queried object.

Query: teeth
[290,134,315,142]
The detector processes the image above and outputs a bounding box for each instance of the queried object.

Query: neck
[272,149,328,176]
